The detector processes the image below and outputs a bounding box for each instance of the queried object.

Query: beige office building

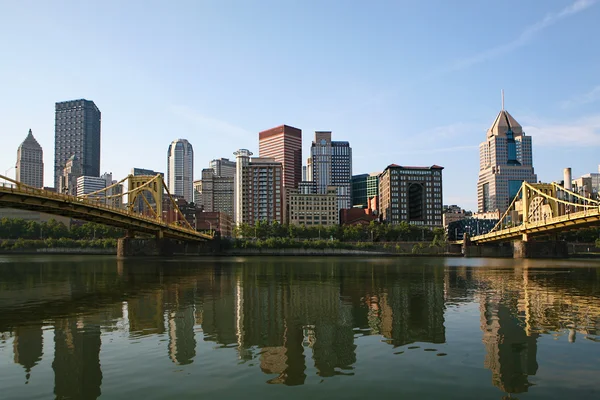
[288,186,338,226]
[194,168,234,216]
[15,129,44,188]
[477,105,537,213]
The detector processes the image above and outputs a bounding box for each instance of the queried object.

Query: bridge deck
[470,208,600,243]
[0,183,211,242]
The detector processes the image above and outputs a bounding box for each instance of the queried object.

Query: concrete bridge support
[117,238,175,257]
[512,240,568,259]
[117,237,220,257]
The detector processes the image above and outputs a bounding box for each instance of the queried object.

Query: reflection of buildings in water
[481,295,538,395]
[366,274,446,347]
[52,318,103,400]
[261,323,306,386]
[285,279,355,379]
[127,291,165,336]
[13,324,44,383]
[448,266,600,341]
[166,286,197,365]
[201,273,238,347]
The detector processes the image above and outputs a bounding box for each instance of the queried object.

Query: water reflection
[0,257,599,399]
[53,318,102,399]
[13,323,43,384]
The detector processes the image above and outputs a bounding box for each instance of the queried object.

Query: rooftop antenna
[501,89,505,111]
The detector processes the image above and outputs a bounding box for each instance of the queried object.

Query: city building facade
[571,165,600,199]
[54,99,101,190]
[194,168,234,216]
[259,125,302,190]
[379,164,444,227]
[58,155,82,195]
[208,158,236,178]
[477,107,537,213]
[195,211,234,237]
[167,139,194,203]
[234,149,283,226]
[132,167,164,178]
[351,172,379,207]
[309,131,352,210]
[15,129,44,188]
[75,173,123,207]
[288,186,338,226]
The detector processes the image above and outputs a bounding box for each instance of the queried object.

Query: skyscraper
[309,131,352,210]
[15,129,44,188]
[167,139,194,202]
[259,125,302,189]
[54,99,101,190]
[477,104,537,213]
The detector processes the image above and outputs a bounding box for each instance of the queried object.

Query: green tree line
[234,220,446,243]
[0,238,117,250]
[0,218,124,240]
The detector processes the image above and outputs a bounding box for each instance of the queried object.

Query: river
[0,255,598,399]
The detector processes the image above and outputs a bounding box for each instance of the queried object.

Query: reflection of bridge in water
[0,259,598,397]
[445,263,600,396]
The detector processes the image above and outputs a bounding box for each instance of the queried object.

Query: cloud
[169,105,252,139]
[523,114,600,146]
[561,85,600,108]
[443,0,597,72]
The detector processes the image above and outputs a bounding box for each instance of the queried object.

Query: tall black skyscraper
[54,99,101,189]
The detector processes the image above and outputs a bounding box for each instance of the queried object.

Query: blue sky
[1,0,599,211]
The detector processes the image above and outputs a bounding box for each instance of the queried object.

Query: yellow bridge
[469,181,600,244]
[0,174,212,242]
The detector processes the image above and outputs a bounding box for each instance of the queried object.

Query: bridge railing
[472,206,600,242]
[0,182,206,237]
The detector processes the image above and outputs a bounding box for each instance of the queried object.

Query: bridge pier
[512,240,568,259]
[117,238,175,257]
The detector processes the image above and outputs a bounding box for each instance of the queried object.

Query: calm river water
[0,255,599,399]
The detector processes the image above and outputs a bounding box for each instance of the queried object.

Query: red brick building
[196,211,234,237]
[259,125,302,190]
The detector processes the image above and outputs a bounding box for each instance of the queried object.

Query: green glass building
[351,172,379,207]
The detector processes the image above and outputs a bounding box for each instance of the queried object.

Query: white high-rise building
[477,103,537,213]
[167,139,194,202]
[15,129,44,188]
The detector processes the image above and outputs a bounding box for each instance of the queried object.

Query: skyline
[1,0,600,210]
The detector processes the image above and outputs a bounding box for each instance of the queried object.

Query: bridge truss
[471,181,600,243]
[0,174,212,242]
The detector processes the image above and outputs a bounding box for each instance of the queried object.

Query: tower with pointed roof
[15,129,44,188]
[477,103,537,213]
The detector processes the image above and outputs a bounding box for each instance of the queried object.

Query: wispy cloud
[523,114,600,146]
[354,122,482,159]
[561,85,600,108]
[443,0,597,73]
[354,145,478,159]
[169,105,252,139]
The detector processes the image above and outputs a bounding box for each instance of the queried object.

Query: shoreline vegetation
[1,217,600,256]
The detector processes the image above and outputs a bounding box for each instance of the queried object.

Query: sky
[1,0,599,211]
